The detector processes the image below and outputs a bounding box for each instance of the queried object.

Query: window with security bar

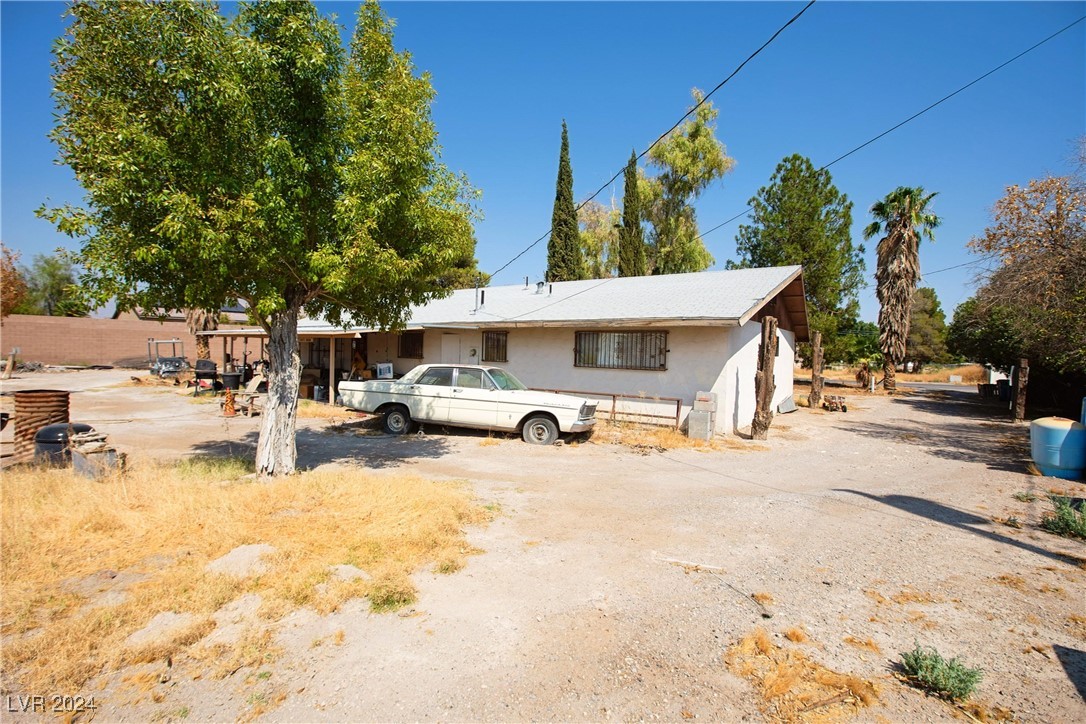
[482,331,508,362]
[574,331,668,371]
[398,331,424,359]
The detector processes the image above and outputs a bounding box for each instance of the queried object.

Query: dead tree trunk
[751,316,778,441]
[256,306,302,477]
[1012,357,1029,423]
[809,330,824,410]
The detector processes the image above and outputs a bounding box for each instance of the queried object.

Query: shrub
[900,644,982,701]
[1040,496,1086,539]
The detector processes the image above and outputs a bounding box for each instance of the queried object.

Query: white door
[449,367,499,429]
[440,334,461,364]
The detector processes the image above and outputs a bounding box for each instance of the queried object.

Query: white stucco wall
[362,324,795,435]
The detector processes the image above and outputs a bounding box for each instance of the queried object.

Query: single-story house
[204,265,808,435]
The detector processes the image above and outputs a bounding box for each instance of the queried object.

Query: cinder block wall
[0,315,243,368]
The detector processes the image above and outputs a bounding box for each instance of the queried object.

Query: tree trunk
[883,357,896,394]
[185,308,218,361]
[256,307,301,477]
[751,316,777,441]
[809,330,824,410]
[1013,358,1029,423]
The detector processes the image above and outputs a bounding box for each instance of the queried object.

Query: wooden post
[809,330,824,410]
[1012,357,1029,422]
[751,316,778,441]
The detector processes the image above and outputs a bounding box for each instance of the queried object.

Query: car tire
[521,415,558,445]
[383,405,415,435]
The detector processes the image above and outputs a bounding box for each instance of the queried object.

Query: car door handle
[452,388,463,393]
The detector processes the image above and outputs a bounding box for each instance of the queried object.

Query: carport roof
[205,265,807,340]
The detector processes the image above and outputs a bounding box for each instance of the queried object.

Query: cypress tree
[546,120,584,281]
[618,150,646,276]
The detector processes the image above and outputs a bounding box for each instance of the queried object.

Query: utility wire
[487,0,818,280]
[696,14,1086,242]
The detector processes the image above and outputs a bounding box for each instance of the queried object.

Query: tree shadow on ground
[892,387,1011,420]
[187,425,457,470]
[1053,645,1086,703]
[835,490,1084,568]
[837,393,1030,474]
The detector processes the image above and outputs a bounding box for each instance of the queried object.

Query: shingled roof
[209,266,809,341]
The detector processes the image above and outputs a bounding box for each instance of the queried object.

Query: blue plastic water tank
[1030,417,1086,480]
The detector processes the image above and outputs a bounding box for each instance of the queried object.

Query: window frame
[481,330,508,363]
[398,331,424,360]
[573,330,669,371]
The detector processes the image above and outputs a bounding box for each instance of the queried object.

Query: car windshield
[487,368,527,391]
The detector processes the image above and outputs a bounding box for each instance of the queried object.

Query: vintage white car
[338,364,597,444]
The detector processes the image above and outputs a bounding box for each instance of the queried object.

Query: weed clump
[1040,496,1086,539]
[899,643,982,701]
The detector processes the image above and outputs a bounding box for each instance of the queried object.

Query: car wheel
[383,405,414,435]
[521,415,558,445]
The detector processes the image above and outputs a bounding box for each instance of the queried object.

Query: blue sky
[2,1,1083,323]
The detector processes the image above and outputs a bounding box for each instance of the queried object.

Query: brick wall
[0,315,247,369]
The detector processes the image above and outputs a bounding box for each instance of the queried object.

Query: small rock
[205,543,275,578]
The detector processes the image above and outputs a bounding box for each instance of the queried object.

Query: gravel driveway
[2,370,1083,721]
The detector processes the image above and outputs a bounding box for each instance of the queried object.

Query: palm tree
[863,187,940,393]
[185,308,218,361]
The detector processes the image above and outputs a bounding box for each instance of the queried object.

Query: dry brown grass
[890,588,943,605]
[813,364,987,385]
[752,592,775,606]
[784,627,808,644]
[726,627,880,722]
[1068,615,1086,641]
[296,399,361,422]
[1,457,488,693]
[843,636,882,654]
[592,419,767,453]
[995,574,1028,592]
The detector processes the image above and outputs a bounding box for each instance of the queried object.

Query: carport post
[328,335,335,405]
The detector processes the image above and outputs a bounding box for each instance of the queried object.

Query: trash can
[222,371,242,390]
[314,385,327,402]
[34,423,94,464]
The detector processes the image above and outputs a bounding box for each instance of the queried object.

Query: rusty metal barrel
[13,390,70,463]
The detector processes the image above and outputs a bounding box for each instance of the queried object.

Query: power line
[697,14,1086,243]
[851,252,1003,292]
[487,0,818,280]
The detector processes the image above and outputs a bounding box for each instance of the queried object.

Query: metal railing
[530,388,684,429]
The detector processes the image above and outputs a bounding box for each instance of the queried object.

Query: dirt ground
[2,369,1084,722]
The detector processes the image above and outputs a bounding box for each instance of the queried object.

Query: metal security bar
[482,331,508,362]
[574,331,668,371]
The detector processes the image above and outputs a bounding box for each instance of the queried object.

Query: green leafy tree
[13,253,89,317]
[864,187,940,392]
[546,121,584,282]
[617,150,646,277]
[947,297,1021,371]
[729,154,863,362]
[1,246,29,320]
[641,89,734,275]
[577,200,618,279]
[837,318,881,365]
[905,287,949,370]
[41,0,478,476]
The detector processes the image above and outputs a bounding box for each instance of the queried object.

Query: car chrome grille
[579,403,598,419]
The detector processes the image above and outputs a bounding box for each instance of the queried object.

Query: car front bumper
[568,418,597,433]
